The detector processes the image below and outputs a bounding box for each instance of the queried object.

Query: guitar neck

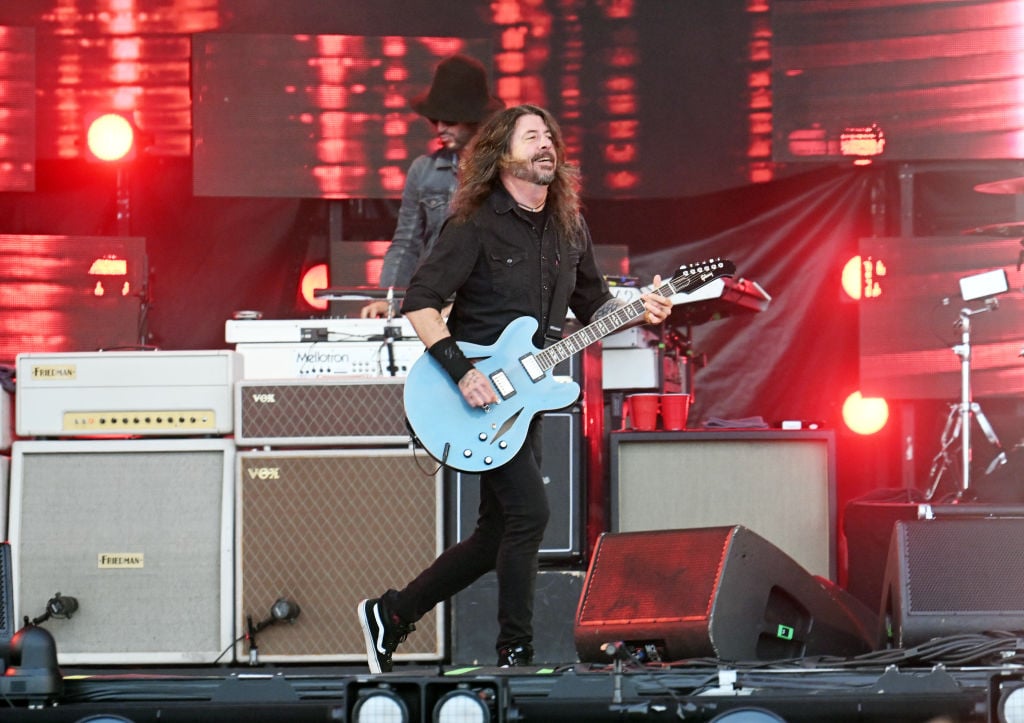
[535,281,673,372]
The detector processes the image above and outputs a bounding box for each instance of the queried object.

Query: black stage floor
[2,638,1021,723]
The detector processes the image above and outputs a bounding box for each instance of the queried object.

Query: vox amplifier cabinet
[8,438,235,665]
[15,350,242,437]
[610,430,835,580]
[235,448,444,663]
[447,410,583,560]
[234,341,424,379]
[235,377,409,447]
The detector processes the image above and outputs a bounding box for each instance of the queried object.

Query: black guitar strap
[543,234,574,348]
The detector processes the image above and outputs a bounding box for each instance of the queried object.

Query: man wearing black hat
[361,54,503,318]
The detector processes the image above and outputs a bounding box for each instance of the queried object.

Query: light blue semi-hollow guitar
[403,258,735,472]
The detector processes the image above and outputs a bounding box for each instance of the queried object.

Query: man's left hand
[641,274,673,325]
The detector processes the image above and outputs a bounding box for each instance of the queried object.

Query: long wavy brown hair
[450,104,585,245]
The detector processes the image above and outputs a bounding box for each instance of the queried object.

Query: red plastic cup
[624,393,660,431]
[660,393,691,430]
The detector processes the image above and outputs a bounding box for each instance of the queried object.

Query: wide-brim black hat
[410,54,505,124]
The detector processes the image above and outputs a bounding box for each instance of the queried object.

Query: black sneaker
[497,643,534,667]
[357,598,414,674]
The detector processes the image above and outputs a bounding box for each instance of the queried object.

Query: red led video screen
[773,1,1024,162]
[192,35,493,199]
[858,235,1024,399]
[0,26,35,191]
[0,235,148,363]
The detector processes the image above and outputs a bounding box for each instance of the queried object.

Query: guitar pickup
[519,354,544,382]
[489,370,516,400]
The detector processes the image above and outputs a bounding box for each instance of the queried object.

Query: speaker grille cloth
[16,449,227,659]
[904,519,1024,613]
[240,381,406,438]
[578,528,729,624]
[0,544,12,639]
[239,451,441,658]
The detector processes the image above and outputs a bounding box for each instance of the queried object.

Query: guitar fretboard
[534,283,671,372]
[533,258,732,373]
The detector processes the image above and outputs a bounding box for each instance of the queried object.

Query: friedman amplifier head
[16,350,242,437]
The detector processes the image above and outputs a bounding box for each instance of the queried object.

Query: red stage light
[841,255,886,301]
[842,391,889,436]
[84,112,136,163]
[300,263,328,311]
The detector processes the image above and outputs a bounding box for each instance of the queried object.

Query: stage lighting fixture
[992,673,1024,723]
[0,624,63,705]
[709,708,788,722]
[433,687,492,723]
[351,685,410,723]
[959,268,1009,302]
[84,112,137,163]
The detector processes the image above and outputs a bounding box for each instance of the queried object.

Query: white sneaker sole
[356,599,384,674]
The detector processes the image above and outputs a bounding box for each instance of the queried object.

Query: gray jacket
[378,148,458,288]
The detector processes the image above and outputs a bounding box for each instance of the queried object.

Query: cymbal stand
[925,299,1006,500]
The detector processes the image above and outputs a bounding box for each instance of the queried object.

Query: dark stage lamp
[352,686,410,723]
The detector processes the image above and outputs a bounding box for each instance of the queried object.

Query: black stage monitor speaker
[881,518,1024,648]
[574,526,877,664]
[235,448,444,663]
[9,439,235,665]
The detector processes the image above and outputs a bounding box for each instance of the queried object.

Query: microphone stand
[382,287,402,377]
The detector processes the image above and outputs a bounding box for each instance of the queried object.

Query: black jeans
[386,418,549,651]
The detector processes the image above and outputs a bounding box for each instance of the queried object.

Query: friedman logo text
[98,553,144,569]
[32,364,76,380]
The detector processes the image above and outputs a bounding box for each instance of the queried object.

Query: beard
[502,154,556,185]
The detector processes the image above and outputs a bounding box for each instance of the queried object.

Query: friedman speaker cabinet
[8,438,235,665]
[447,410,582,560]
[574,526,877,664]
[235,377,409,446]
[881,517,1024,648]
[609,430,835,579]
[235,448,444,663]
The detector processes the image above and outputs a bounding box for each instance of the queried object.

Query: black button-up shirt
[402,184,614,348]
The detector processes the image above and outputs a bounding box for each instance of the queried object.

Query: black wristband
[428,337,475,384]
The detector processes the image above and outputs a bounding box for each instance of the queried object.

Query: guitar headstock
[667,258,736,295]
